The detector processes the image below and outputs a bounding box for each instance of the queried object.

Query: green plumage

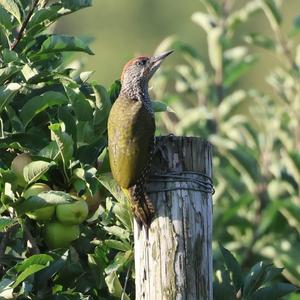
[107,50,172,227]
[108,96,155,189]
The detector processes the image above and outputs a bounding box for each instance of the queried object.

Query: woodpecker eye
[136,59,147,67]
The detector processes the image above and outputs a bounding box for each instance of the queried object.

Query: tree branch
[215,68,224,103]
[276,29,298,71]
[24,225,40,255]
[121,261,132,300]
[10,0,40,51]
[215,1,231,105]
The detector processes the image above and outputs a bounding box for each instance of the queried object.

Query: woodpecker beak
[149,50,173,75]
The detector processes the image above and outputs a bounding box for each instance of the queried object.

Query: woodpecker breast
[107,96,155,189]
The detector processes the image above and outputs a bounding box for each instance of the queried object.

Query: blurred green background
[57,0,299,92]
[2,0,300,298]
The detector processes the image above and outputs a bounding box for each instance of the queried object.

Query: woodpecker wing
[108,96,155,189]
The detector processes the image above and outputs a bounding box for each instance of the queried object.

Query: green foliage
[1,0,300,299]
[0,0,138,298]
[214,245,297,300]
[152,0,300,298]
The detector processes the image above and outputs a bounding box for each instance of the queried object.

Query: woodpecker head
[120,50,173,97]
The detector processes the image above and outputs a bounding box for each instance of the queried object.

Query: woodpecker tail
[123,143,156,228]
[122,184,155,228]
[131,183,155,228]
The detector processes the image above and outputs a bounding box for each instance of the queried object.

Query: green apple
[44,222,80,249]
[23,183,55,221]
[11,153,32,186]
[56,200,89,225]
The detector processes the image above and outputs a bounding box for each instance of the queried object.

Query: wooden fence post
[134,136,213,300]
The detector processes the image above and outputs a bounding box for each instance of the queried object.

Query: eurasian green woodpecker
[108,50,173,227]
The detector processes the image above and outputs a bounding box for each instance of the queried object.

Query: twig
[215,1,231,105]
[215,68,224,103]
[212,0,230,134]
[24,224,40,255]
[121,262,132,300]
[10,0,40,51]
[274,28,298,71]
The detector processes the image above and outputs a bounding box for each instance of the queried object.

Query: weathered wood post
[134,136,213,300]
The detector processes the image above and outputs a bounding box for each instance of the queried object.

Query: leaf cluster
[152,0,300,298]
[0,0,136,299]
